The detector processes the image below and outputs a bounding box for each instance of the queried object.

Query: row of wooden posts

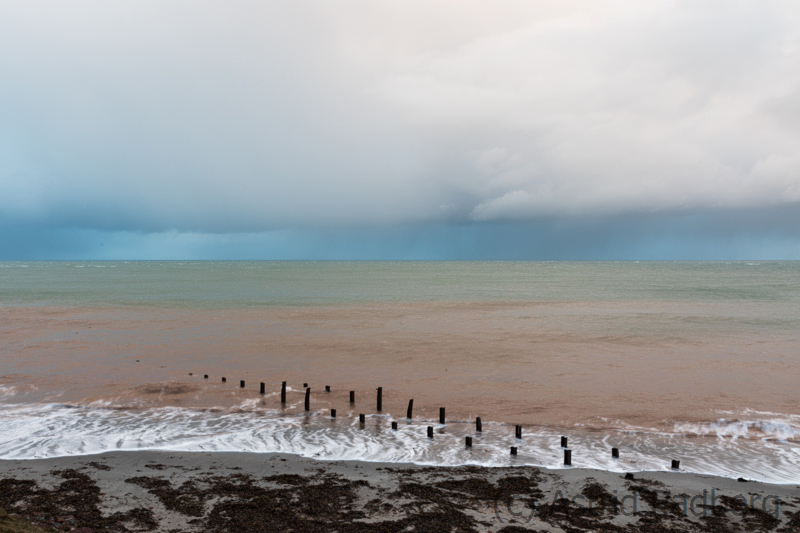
[190,373,681,470]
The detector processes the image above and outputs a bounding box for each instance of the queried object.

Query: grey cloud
[0,0,799,235]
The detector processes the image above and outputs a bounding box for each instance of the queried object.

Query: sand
[0,451,798,532]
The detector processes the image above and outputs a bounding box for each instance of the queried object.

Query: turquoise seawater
[1,261,799,308]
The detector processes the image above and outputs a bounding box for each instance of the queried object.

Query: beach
[0,451,798,532]
[1,260,799,533]
[4,0,800,528]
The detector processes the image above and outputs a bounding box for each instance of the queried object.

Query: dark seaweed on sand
[0,469,156,532]
[1,464,797,532]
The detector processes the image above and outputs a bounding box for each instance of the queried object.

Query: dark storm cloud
[3,204,799,260]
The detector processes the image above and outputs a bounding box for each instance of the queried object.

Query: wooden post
[391,421,398,430]
[303,383,308,388]
[189,373,192,376]
[671,460,680,470]
[240,380,245,388]
[222,377,226,383]
[465,436,472,447]
[304,388,310,411]
[331,409,336,418]
[515,425,522,439]
[427,426,433,438]
[407,399,413,419]
[612,448,619,458]
[325,385,330,392]
[561,436,568,448]
[476,417,482,432]
[204,374,208,379]
[359,414,365,424]
[350,391,355,403]
[260,382,265,394]
[377,387,382,411]
[439,407,445,425]
[281,381,287,403]
[511,446,517,456]
[564,449,572,465]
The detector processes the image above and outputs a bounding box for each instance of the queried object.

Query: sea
[1,261,798,483]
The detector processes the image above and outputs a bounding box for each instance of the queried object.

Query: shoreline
[1,451,798,532]
[3,398,798,485]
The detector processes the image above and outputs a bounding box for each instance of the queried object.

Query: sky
[1,0,799,259]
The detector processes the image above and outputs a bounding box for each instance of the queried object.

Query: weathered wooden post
[515,425,522,439]
[407,399,413,419]
[325,385,330,392]
[476,417,482,432]
[561,436,568,448]
[359,414,365,424]
[511,446,517,456]
[331,409,336,418]
[465,436,472,447]
[350,391,355,403]
[391,421,398,430]
[439,407,445,425]
[612,448,619,458]
[377,387,382,411]
[671,460,680,470]
[304,388,310,411]
[260,382,265,394]
[427,426,433,438]
[240,380,245,388]
[222,377,226,383]
[204,374,208,379]
[281,381,287,403]
[564,449,572,466]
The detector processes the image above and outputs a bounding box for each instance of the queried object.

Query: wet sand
[1,451,798,532]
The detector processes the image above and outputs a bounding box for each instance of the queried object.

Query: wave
[674,418,800,440]
[1,402,798,484]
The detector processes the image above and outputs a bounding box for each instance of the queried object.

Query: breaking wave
[1,402,798,484]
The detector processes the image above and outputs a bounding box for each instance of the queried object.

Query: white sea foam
[674,418,800,440]
[0,403,798,484]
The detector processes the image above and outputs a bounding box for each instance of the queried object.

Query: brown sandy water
[2,301,797,430]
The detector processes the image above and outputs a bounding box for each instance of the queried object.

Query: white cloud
[0,0,798,231]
